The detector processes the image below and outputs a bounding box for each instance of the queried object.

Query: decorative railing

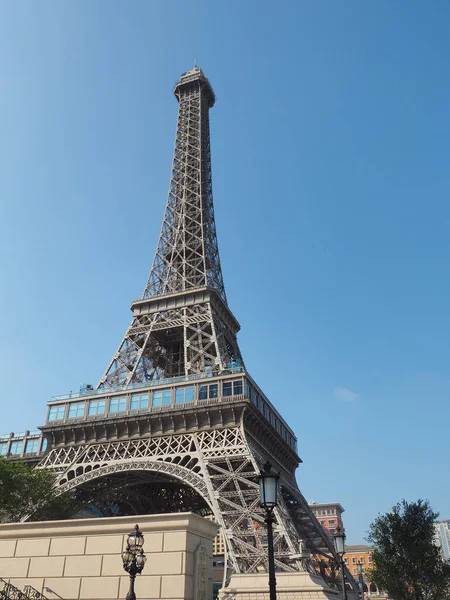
[0,581,51,600]
[0,579,27,600]
[23,587,49,600]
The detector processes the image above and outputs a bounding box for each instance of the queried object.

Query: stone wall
[0,513,217,600]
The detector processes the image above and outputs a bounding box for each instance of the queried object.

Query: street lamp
[357,561,365,600]
[333,527,348,600]
[122,524,147,600]
[258,461,279,600]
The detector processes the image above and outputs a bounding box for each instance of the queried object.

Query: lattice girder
[41,422,351,587]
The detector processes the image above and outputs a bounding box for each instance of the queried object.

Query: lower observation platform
[6,369,298,470]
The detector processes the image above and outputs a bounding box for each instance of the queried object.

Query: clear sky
[1,1,449,544]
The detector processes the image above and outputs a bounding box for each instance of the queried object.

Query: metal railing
[0,580,51,600]
[50,366,245,401]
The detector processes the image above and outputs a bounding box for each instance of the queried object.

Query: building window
[109,397,127,413]
[199,383,218,400]
[175,387,195,404]
[344,558,348,564]
[131,394,148,410]
[361,567,365,574]
[223,380,242,397]
[25,439,39,454]
[360,557,365,564]
[48,405,65,421]
[352,557,356,564]
[88,399,106,415]
[41,438,48,452]
[233,379,243,395]
[10,441,22,455]
[152,390,171,407]
[223,382,232,397]
[353,568,357,575]
[368,556,373,563]
[329,520,336,526]
[68,402,85,419]
[0,443,8,456]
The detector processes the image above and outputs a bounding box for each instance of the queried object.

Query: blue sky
[1,1,449,543]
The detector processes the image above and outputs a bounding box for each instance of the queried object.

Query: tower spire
[98,67,242,389]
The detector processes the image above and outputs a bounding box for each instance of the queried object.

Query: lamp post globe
[333,527,346,555]
[259,461,279,510]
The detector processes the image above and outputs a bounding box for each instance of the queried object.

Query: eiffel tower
[39,66,357,595]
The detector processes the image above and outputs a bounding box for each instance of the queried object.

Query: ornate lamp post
[333,527,348,600]
[357,562,365,600]
[122,524,147,600]
[258,461,279,600]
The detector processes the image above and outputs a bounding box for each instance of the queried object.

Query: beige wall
[0,513,217,600]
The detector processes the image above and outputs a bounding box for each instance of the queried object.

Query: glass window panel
[185,387,194,402]
[175,389,185,404]
[131,394,148,410]
[233,380,243,395]
[199,385,208,400]
[141,394,149,408]
[10,442,22,455]
[109,397,126,413]
[41,438,48,452]
[88,400,105,415]
[48,405,65,421]
[152,392,162,406]
[0,443,8,456]
[223,382,232,397]
[25,439,39,454]
[68,403,85,419]
[162,391,171,405]
[209,384,218,398]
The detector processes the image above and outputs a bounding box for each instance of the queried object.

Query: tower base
[218,571,344,600]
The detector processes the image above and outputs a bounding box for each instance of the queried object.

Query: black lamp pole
[333,527,348,600]
[122,524,147,600]
[357,562,365,600]
[258,461,279,600]
[265,507,277,600]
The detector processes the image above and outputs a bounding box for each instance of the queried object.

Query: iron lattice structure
[39,66,358,592]
[98,67,240,390]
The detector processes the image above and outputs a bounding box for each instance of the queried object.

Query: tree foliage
[367,499,450,600]
[0,457,79,523]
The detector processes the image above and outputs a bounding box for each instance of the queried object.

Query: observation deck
[41,368,297,462]
[2,368,299,472]
[174,65,215,107]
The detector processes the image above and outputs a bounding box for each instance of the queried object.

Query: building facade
[309,502,345,537]
[434,520,450,562]
[344,545,386,597]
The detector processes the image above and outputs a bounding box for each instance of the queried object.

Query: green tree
[0,456,79,523]
[367,499,450,600]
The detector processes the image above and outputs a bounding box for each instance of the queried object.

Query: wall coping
[0,512,218,539]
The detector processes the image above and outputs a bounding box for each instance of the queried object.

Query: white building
[434,520,450,562]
